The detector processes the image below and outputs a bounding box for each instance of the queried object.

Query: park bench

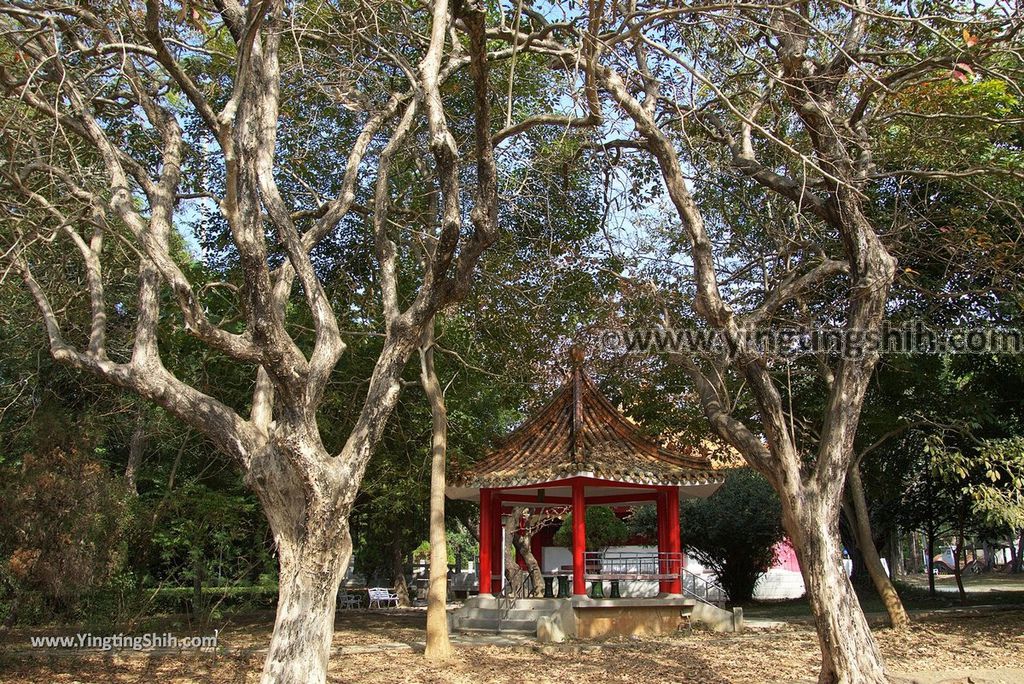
[367,587,400,609]
[338,589,362,610]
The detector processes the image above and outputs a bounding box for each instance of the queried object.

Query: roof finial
[568,345,585,369]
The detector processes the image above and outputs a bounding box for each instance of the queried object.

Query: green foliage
[149,482,270,590]
[874,355,1024,558]
[930,436,1024,532]
[553,507,629,551]
[631,469,785,603]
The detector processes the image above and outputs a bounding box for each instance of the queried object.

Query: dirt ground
[1,609,1022,684]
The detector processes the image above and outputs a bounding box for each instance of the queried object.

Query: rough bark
[890,534,902,580]
[846,466,910,630]
[259,530,350,684]
[591,49,894,681]
[784,492,889,684]
[502,510,530,592]
[419,328,452,661]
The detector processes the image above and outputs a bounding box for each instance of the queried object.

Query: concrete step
[457,617,500,632]
[457,607,544,621]
[453,612,544,634]
[469,597,564,611]
[454,617,539,634]
[496,618,539,633]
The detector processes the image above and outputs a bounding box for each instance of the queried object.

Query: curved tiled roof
[453,366,721,490]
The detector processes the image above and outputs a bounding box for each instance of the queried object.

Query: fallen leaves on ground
[1,610,1022,683]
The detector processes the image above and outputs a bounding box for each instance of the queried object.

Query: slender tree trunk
[192,554,205,618]
[784,491,889,684]
[419,331,451,661]
[953,527,967,605]
[908,533,920,574]
[889,533,901,580]
[847,466,909,630]
[391,542,411,607]
[125,408,145,494]
[926,525,936,597]
[1013,530,1023,573]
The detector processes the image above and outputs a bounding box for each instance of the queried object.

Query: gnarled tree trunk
[510,528,545,596]
[260,534,349,684]
[250,443,356,684]
[2,0,502,681]
[786,492,889,684]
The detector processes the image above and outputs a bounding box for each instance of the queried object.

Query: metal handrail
[497,572,534,624]
[680,567,728,606]
[581,551,728,606]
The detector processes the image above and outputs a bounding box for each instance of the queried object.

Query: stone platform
[451,595,742,643]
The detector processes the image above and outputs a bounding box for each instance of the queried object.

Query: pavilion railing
[680,568,728,606]
[582,551,728,606]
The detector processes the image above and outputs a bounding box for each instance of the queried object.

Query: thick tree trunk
[420,334,451,661]
[847,466,909,630]
[259,533,348,684]
[785,493,889,684]
[249,441,359,684]
[502,511,529,592]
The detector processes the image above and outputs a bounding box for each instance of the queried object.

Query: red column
[667,487,682,595]
[479,488,493,596]
[492,500,504,592]
[572,479,586,596]
[656,490,669,593]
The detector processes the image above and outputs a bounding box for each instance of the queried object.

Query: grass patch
[741,573,1024,619]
